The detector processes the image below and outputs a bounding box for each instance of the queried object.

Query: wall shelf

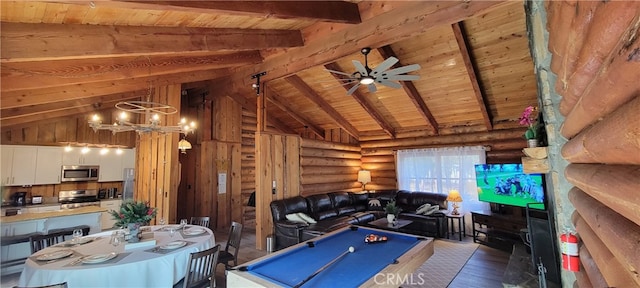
[522,147,549,174]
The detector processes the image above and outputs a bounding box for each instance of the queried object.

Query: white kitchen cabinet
[34,146,63,185]
[122,148,136,169]
[0,145,37,186]
[100,199,122,230]
[62,147,101,166]
[99,151,123,182]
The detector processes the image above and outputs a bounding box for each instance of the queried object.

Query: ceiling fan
[326,47,421,95]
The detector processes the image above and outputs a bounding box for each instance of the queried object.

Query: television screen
[474,163,545,210]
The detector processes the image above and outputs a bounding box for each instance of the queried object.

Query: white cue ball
[348,246,355,253]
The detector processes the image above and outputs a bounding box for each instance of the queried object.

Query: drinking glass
[169,227,176,238]
[159,218,166,226]
[180,219,188,231]
[111,234,121,247]
[72,228,83,244]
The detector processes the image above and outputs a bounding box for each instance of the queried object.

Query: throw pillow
[297,212,317,224]
[285,213,308,224]
[416,203,431,214]
[368,198,383,211]
[423,205,440,215]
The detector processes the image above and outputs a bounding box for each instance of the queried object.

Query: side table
[446,211,466,241]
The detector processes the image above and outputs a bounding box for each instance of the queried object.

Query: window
[396,146,489,215]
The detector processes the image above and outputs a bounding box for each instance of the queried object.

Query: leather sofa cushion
[396,190,447,212]
[329,192,356,216]
[351,193,369,212]
[350,211,376,223]
[270,196,308,221]
[306,194,337,221]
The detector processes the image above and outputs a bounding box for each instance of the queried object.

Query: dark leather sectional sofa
[269,189,449,250]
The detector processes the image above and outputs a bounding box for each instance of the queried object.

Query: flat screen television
[474,163,545,210]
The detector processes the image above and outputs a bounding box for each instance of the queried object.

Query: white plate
[183,228,206,236]
[160,240,187,250]
[75,237,95,244]
[36,250,73,261]
[162,225,181,231]
[82,253,117,264]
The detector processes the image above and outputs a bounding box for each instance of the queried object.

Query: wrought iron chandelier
[89,100,196,152]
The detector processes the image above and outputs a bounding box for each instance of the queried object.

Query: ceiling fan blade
[370,57,398,77]
[383,74,420,81]
[352,60,368,76]
[347,83,361,95]
[367,83,377,93]
[376,79,402,89]
[382,64,421,76]
[325,69,353,77]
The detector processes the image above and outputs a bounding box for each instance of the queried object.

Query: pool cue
[292,246,355,288]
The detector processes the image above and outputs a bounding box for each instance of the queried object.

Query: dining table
[17,225,215,288]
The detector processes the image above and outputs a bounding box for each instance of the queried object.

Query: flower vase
[527,139,539,148]
[126,223,142,243]
[386,214,396,224]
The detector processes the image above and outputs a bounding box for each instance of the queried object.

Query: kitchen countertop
[0,206,107,223]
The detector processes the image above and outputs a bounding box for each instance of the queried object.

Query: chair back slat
[190,217,210,228]
[30,232,66,253]
[183,244,220,288]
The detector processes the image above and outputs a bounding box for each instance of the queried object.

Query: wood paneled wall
[545,1,640,286]
[135,84,180,224]
[255,133,300,250]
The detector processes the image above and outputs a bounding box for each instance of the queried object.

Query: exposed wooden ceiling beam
[2,69,230,110]
[284,75,359,139]
[376,46,439,135]
[1,91,143,120]
[265,87,325,139]
[0,96,134,127]
[2,52,262,92]
[213,1,508,95]
[72,1,362,24]
[452,22,493,131]
[1,22,303,62]
[324,62,395,139]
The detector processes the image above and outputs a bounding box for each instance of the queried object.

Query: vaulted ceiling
[1,1,538,141]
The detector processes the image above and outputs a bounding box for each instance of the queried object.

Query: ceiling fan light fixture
[359,76,375,85]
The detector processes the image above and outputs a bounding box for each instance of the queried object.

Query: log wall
[241,110,257,228]
[545,1,640,286]
[300,138,362,195]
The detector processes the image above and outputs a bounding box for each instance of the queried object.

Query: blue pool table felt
[243,227,424,288]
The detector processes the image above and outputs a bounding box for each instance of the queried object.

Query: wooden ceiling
[1,1,538,141]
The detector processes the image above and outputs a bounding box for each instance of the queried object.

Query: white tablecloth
[18,225,215,288]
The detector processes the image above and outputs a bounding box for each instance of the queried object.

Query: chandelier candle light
[89,100,196,153]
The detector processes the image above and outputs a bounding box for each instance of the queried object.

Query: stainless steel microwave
[61,165,99,182]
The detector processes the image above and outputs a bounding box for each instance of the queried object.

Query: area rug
[402,239,479,288]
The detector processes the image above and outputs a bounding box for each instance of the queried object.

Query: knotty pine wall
[541,1,640,286]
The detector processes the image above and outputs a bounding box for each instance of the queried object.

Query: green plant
[384,201,400,216]
[110,200,157,228]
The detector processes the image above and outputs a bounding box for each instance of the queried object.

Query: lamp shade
[446,190,463,202]
[357,170,371,184]
[178,138,192,154]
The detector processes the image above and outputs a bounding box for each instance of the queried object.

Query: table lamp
[446,190,463,215]
[357,170,371,191]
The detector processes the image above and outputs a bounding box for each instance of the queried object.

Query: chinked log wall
[546,1,640,286]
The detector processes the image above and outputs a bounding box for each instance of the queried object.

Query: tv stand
[472,210,527,251]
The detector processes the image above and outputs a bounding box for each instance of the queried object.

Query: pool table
[227,226,434,288]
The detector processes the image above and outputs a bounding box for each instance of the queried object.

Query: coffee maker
[12,192,27,206]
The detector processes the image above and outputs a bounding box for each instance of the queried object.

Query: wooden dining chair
[189,217,210,228]
[217,221,243,270]
[29,231,67,253]
[174,244,220,288]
